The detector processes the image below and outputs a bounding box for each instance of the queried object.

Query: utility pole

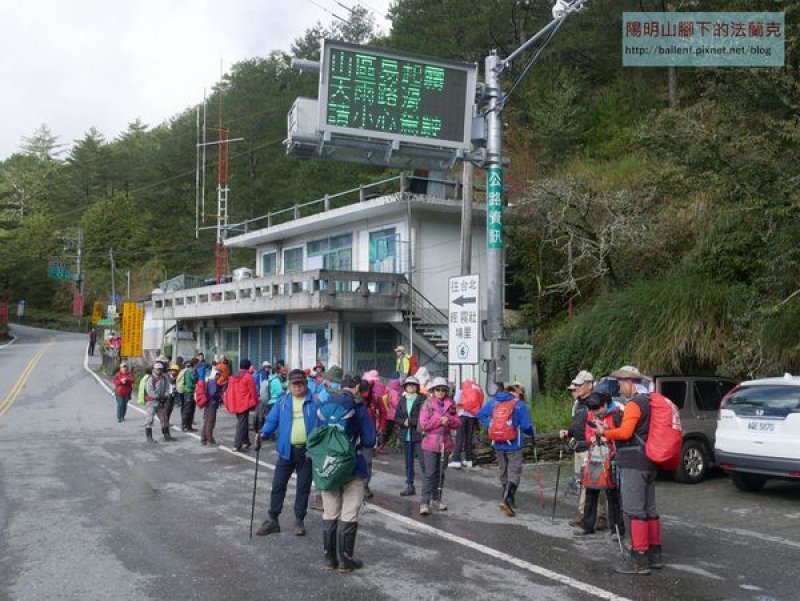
[109,247,116,310]
[459,162,473,276]
[126,269,131,300]
[482,0,588,393]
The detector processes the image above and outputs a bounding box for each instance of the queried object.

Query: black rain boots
[323,520,338,571]
[162,427,174,441]
[338,521,363,573]
[615,551,651,575]
[146,428,156,443]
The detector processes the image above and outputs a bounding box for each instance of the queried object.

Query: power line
[305,0,347,22]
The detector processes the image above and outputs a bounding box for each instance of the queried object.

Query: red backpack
[461,380,484,414]
[195,379,208,409]
[641,392,683,470]
[408,355,419,376]
[488,400,518,443]
[583,443,614,489]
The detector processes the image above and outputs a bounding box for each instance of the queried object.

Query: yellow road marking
[0,341,53,419]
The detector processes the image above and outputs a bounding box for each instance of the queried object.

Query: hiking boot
[432,500,448,511]
[364,486,374,500]
[293,520,306,536]
[338,522,363,573]
[596,516,609,531]
[448,461,462,469]
[615,551,651,575]
[162,427,174,441]
[400,486,416,497]
[574,528,595,536]
[507,482,518,510]
[649,545,663,569]
[419,504,430,516]
[255,520,280,536]
[309,494,324,511]
[145,428,156,443]
[322,520,338,571]
[500,485,516,517]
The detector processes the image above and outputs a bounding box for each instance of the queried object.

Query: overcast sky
[0,0,393,160]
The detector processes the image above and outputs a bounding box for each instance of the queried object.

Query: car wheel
[673,440,708,484]
[730,472,767,492]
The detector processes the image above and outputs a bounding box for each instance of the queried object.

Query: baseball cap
[262,360,271,367]
[340,372,362,389]
[570,370,594,387]
[288,368,307,384]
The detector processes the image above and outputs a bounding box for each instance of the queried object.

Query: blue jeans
[268,446,312,522]
[115,395,129,422]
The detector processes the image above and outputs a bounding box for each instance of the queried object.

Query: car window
[659,381,686,409]
[694,380,734,411]
[726,385,800,418]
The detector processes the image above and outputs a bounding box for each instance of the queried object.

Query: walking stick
[249,436,262,540]
[533,444,545,510]
[551,444,564,522]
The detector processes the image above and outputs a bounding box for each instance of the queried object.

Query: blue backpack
[307,396,357,491]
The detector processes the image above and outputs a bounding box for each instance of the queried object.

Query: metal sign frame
[318,40,478,152]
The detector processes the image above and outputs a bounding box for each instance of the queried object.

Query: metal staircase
[397,285,450,373]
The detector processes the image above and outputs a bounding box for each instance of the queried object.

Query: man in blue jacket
[255,368,318,537]
[321,373,376,573]
[477,385,535,517]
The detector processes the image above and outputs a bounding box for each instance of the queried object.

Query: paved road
[1,324,799,600]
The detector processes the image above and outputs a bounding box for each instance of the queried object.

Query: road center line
[0,341,52,418]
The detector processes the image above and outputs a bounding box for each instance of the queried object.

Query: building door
[300,325,329,370]
[351,324,399,377]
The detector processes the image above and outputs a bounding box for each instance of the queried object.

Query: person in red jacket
[224,358,258,452]
[112,362,134,423]
[450,378,484,469]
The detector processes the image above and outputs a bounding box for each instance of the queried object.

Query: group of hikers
[110,343,667,576]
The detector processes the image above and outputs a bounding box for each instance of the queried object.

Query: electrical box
[508,343,533,394]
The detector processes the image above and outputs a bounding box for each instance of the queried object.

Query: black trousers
[452,416,478,463]
[583,488,623,534]
[268,446,312,521]
[181,395,196,429]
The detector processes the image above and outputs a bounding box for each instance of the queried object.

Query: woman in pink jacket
[418,377,461,515]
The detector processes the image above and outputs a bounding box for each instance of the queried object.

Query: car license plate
[747,420,775,433]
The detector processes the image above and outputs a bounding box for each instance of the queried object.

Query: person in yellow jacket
[394,346,411,377]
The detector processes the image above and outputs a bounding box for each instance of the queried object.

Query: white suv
[715,374,800,491]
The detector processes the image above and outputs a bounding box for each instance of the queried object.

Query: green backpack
[307,398,356,491]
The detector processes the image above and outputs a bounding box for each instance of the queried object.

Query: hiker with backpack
[449,378,484,469]
[575,391,624,538]
[418,377,460,515]
[307,373,376,573]
[223,359,258,452]
[254,368,318,537]
[200,364,226,445]
[477,384,535,517]
[176,359,198,432]
[165,364,180,425]
[591,365,680,575]
[376,374,402,453]
[560,370,609,530]
[391,375,427,497]
[143,362,174,443]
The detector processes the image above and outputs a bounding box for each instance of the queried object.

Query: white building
[149,175,487,378]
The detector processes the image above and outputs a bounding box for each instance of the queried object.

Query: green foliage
[530,394,573,434]
[541,273,749,391]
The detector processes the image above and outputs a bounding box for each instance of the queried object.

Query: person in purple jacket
[418,377,461,516]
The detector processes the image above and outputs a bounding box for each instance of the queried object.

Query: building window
[307,233,352,270]
[223,328,240,368]
[261,252,277,276]
[351,324,399,377]
[369,228,398,273]
[283,247,304,274]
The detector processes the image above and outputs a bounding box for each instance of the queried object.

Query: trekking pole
[533,444,545,511]
[437,437,446,504]
[249,435,262,540]
[614,523,625,556]
[551,443,564,522]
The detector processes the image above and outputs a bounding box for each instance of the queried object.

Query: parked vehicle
[715,374,800,492]
[652,375,738,484]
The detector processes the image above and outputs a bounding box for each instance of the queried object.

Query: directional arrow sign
[448,274,480,365]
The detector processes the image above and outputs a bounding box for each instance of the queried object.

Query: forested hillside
[0,0,797,388]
